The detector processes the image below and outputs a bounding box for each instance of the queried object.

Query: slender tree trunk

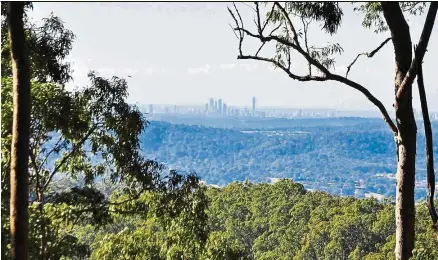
[394,106,417,260]
[7,2,31,260]
[380,3,417,259]
[416,60,438,237]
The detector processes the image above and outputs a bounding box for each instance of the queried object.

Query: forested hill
[140,118,438,200]
[91,180,438,259]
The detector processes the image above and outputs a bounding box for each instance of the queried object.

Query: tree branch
[346,37,391,78]
[255,23,282,56]
[397,2,438,100]
[238,54,327,82]
[328,74,398,134]
[231,3,398,135]
[234,27,330,75]
[301,17,312,75]
[255,2,262,34]
[37,135,64,174]
[274,2,300,46]
[42,126,97,191]
[416,55,438,230]
[261,3,276,33]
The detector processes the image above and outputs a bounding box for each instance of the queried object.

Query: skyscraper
[218,98,223,115]
[214,100,218,113]
[252,97,256,115]
[209,98,214,113]
[149,104,154,115]
[223,103,227,116]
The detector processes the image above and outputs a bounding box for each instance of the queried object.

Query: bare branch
[42,126,97,191]
[255,2,262,34]
[274,2,300,46]
[416,52,438,229]
[255,23,282,56]
[230,4,399,135]
[37,135,64,174]
[397,2,438,99]
[233,3,244,34]
[228,4,244,55]
[261,3,276,33]
[238,54,327,82]
[346,37,391,78]
[234,27,330,74]
[301,17,311,75]
[241,2,256,12]
[229,23,239,39]
[329,74,398,134]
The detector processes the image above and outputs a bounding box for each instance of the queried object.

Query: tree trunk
[380,3,417,259]
[394,106,417,260]
[7,2,31,260]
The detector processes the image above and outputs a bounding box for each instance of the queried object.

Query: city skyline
[29,2,438,111]
[138,97,438,120]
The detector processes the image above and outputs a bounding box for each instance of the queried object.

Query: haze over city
[29,2,438,112]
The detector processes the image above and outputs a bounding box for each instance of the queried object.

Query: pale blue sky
[29,2,438,111]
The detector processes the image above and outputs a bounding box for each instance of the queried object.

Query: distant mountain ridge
[140,117,438,201]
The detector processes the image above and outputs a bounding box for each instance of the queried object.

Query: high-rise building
[223,103,227,116]
[205,103,209,113]
[218,98,223,115]
[149,104,154,114]
[214,100,218,113]
[209,98,214,113]
[252,97,256,115]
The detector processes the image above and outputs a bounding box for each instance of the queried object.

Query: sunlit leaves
[1,72,194,259]
[284,2,343,35]
[353,2,388,34]
[1,12,75,83]
[309,43,344,70]
[353,2,427,34]
[400,2,427,15]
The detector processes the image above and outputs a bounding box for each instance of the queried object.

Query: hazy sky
[29,2,438,111]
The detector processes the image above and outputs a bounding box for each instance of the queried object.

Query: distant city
[135,97,438,121]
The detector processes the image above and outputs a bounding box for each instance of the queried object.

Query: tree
[5,2,32,259]
[1,7,205,259]
[227,2,437,259]
[416,53,438,236]
[2,5,75,258]
[1,5,75,84]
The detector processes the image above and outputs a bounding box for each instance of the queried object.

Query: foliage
[353,2,428,33]
[138,119,438,200]
[1,6,75,83]
[86,180,438,259]
[1,73,210,259]
[90,178,209,260]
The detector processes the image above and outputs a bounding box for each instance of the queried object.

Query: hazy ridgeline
[140,117,438,201]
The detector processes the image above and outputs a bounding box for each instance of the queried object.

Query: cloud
[144,68,156,75]
[96,68,116,74]
[239,63,258,72]
[188,64,211,75]
[219,63,236,70]
[142,67,171,75]
[124,68,139,75]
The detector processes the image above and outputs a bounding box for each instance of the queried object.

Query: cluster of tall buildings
[204,97,256,116]
[138,100,438,121]
[205,98,226,115]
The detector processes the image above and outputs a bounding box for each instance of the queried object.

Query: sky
[29,2,438,112]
